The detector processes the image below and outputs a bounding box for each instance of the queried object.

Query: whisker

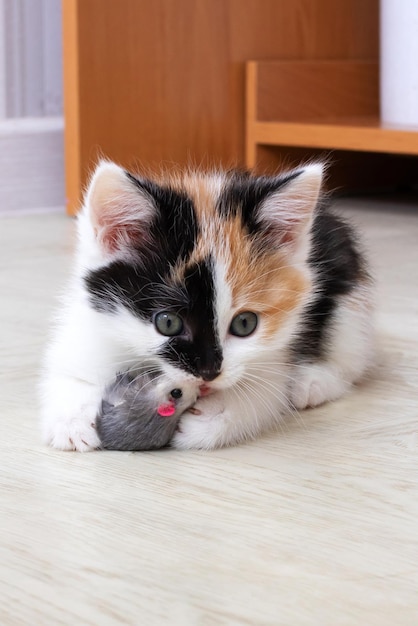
[236,377,288,436]
[243,371,307,431]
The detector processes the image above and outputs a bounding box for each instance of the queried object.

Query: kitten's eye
[154,312,184,336]
[229,312,258,337]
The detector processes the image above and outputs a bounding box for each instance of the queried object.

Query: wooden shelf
[246,61,418,169]
[253,118,418,156]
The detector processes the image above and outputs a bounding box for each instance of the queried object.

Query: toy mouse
[96,370,197,451]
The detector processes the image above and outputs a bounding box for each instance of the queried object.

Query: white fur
[289,285,376,410]
[40,162,375,451]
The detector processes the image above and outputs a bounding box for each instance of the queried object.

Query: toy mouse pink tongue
[157,402,176,417]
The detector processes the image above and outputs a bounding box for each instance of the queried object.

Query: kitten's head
[80,161,323,393]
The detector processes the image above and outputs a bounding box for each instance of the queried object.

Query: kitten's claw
[41,377,103,452]
[188,407,202,415]
[45,419,100,452]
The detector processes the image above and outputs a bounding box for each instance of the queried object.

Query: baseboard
[0,116,64,215]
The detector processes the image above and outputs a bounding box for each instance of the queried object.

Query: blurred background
[0,0,63,215]
[1,0,418,216]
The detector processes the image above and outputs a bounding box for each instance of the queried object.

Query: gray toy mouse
[96,369,197,451]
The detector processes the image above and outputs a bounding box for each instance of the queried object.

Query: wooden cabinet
[63,0,380,214]
[246,60,418,161]
[245,60,418,168]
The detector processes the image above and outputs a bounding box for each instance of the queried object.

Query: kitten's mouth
[199,384,213,397]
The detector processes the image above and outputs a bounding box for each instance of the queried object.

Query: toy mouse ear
[85,160,156,255]
[100,399,114,413]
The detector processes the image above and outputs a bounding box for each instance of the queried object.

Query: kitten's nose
[199,368,221,382]
[195,349,222,381]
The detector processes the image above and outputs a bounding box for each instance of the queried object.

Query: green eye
[154,312,184,336]
[229,312,258,337]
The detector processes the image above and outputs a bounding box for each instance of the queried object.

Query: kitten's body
[40,161,374,451]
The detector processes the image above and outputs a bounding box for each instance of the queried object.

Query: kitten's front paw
[41,378,102,452]
[289,364,349,410]
[45,418,100,452]
[171,395,230,450]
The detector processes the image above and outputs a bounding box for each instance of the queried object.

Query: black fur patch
[159,258,223,380]
[85,175,198,315]
[291,209,367,361]
[127,172,199,268]
[85,259,190,317]
[217,170,302,233]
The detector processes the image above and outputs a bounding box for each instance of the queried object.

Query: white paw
[45,417,100,452]
[41,377,102,452]
[171,395,231,450]
[289,364,349,410]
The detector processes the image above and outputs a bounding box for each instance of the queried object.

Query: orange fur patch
[167,173,312,341]
[223,218,311,339]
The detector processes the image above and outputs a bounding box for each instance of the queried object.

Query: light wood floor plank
[1,197,417,625]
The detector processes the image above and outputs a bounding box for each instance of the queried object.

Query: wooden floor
[1,196,418,625]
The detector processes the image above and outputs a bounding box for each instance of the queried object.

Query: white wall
[0,0,64,214]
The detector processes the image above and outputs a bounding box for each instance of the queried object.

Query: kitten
[40,160,374,451]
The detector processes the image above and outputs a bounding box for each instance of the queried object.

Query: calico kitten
[40,160,374,451]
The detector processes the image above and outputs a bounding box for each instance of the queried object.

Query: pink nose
[199,384,212,397]
[157,403,176,417]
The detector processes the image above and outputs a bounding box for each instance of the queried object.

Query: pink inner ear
[157,403,176,417]
[92,197,144,255]
[97,221,143,255]
[257,165,323,249]
[263,221,299,247]
[87,163,154,255]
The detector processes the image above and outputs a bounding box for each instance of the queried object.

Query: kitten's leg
[171,371,288,450]
[289,286,375,410]
[40,374,102,451]
[40,308,117,451]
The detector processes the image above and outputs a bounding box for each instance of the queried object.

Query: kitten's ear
[85,161,155,254]
[256,163,323,250]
